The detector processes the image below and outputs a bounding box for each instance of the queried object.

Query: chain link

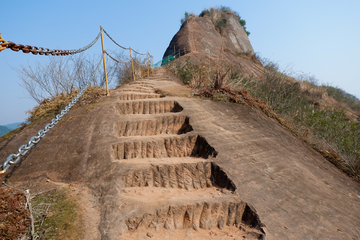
[0,57,103,175]
[0,31,101,56]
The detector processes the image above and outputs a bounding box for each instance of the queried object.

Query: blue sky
[1,0,359,125]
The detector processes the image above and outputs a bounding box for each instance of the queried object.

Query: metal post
[129,47,136,81]
[100,26,109,96]
[147,52,150,77]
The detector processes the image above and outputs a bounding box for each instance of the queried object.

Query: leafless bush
[16,54,117,103]
[114,51,150,86]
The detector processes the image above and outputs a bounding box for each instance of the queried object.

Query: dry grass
[26,86,106,122]
[31,188,82,240]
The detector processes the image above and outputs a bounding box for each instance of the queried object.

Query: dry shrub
[0,187,30,239]
[116,56,152,86]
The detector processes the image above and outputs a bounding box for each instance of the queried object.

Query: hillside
[0,125,10,137]
[1,7,360,240]
[164,8,360,180]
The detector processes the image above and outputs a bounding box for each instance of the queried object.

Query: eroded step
[112,134,217,160]
[128,81,154,85]
[127,83,154,88]
[117,100,183,115]
[119,89,155,93]
[115,115,193,137]
[122,86,154,90]
[123,162,236,191]
[118,93,160,101]
[122,200,264,238]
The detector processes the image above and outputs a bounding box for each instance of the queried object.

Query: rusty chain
[0,31,101,56]
[0,56,103,175]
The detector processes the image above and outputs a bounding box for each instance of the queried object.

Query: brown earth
[1,68,360,239]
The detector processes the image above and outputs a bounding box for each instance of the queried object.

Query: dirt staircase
[111,68,265,239]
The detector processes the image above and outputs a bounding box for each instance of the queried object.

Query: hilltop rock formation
[163,9,264,77]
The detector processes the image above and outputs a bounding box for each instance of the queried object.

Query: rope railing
[131,48,147,56]
[102,28,151,81]
[104,51,131,64]
[0,56,103,174]
[0,32,101,56]
[102,28,129,50]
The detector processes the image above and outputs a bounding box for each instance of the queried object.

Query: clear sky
[1,0,359,125]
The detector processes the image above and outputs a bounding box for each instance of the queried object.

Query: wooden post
[100,26,110,96]
[129,47,136,82]
[147,52,150,77]
[100,26,109,96]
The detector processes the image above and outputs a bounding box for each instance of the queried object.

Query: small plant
[180,11,195,25]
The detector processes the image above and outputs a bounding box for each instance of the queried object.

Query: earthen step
[122,85,153,90]
[119,89,155,94]
[118,93,160,100]
[113,156,209,164]
[128,81,154,85]
[117,100,183,115]
[122,161,235,191]
[114,115,193,137]
[111,134,217,160]
[120,199,264,238]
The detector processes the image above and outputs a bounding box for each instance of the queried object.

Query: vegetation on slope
[166,57,360,179]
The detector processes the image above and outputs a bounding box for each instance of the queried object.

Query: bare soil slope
[1,68,359,239]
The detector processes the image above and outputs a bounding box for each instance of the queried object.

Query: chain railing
[0,57,103,175]
[0,32,101,56]
[0,27,153,174]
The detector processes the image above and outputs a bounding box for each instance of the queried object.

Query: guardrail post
[147,52,150,77]
[129,47,136,81]
[100,26,110,96]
